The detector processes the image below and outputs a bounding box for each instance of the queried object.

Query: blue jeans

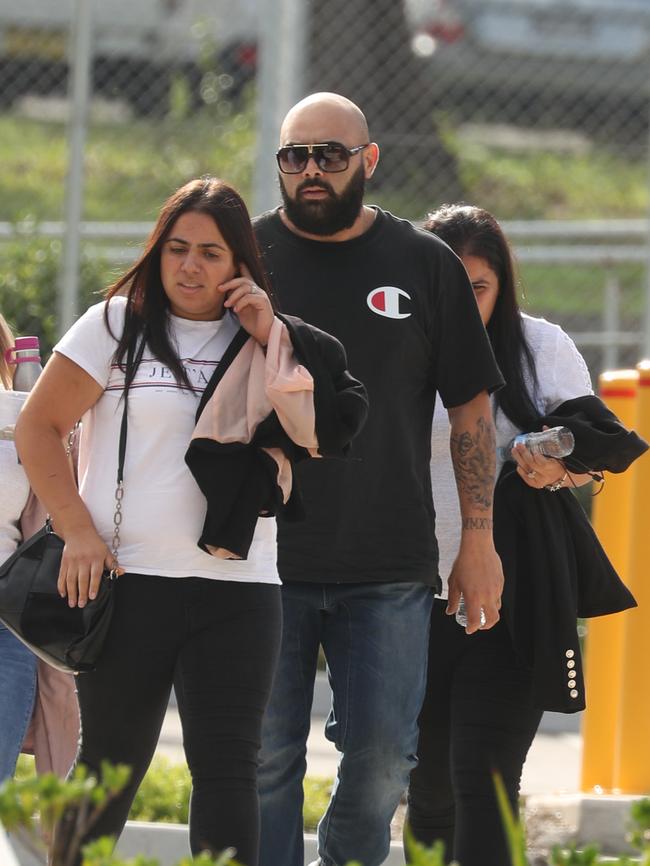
[0,624,37,781]
[259,581,433,866]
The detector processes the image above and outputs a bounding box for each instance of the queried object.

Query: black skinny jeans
[406,599,543,866]
[58,572,281,866]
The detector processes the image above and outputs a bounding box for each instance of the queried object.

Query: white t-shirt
[0,389,30,563]
[54,298,279,584]
[431,314,593,597]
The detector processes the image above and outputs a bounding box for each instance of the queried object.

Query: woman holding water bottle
[404,206,601,866]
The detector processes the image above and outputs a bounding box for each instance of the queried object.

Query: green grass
[457,146,648,221]
[1,105,646,357]
[518,262,644,319]
[1,107,647,223]
[0,106,256,223]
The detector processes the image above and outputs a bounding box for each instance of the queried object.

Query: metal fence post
[603,271,621,371]
[58,0,94,334]
[252,0,307,216]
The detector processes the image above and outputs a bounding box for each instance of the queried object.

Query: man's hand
[446,540,504,634]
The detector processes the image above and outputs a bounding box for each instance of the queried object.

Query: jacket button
[568,679,576,688]
[570,689,579,698]
[565,649,575,658]
[567,660,576,669]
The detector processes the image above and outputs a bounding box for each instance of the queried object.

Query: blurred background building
[0,0,649,378]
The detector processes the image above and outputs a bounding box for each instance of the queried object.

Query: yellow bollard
[580,370,639,792]
[614,360,650,792]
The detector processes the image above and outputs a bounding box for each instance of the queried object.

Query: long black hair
[104,176,275,390]
[424,204,539,430]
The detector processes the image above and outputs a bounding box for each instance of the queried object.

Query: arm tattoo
[462,517,493,530]
[450,416,495,510]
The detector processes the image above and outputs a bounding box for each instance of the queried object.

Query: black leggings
[406,599,543,866]
[57,572,281,866]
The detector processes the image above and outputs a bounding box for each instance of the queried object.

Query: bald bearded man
[253,92,505,866]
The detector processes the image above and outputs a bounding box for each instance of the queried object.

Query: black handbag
[0,348,136,674]
[0,520,116,673]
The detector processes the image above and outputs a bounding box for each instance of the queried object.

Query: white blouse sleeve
[544,325,593,413]
[53,299,124,389]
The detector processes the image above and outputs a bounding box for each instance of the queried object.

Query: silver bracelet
[545,471,568,492]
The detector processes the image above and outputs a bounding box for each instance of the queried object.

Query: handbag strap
[194,326,249,422]
[109,334,146,569]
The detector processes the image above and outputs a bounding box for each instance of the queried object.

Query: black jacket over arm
[185,314,369,560]
[494,395,646,713]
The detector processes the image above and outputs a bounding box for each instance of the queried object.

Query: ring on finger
[526,470,537,479]
[249,283,258,294]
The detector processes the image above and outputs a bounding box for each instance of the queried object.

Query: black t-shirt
[254,207,503,586]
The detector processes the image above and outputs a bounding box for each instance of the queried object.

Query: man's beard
[279,165,366,236]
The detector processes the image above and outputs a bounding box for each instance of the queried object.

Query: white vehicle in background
[405,0,650,126]
[0,0,258,111]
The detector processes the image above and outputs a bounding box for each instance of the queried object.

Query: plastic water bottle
[498,425,574,462]
[456,594,487,629]
[5,336,42,391]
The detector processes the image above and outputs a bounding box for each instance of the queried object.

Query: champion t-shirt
[54,298,279,584]
[254,207,503,586]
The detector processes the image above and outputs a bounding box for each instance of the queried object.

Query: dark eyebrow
[166,236,227,251]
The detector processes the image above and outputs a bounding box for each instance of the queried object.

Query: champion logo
[366,286,412,319]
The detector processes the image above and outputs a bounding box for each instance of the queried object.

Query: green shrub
[129,759,191,825]
[11,758,650,865]
[16,755,332,830]
[0,236,114,356]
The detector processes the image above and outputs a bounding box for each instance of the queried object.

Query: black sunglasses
[276,141,369,174]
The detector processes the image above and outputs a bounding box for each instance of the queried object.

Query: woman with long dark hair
[406,204,597,866]
[15,176,367,865]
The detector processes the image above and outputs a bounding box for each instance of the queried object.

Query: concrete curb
[120,823,407,865]
[119,814,644,864]
[8,820,407,866]
[8,814,640,865]
[525,792,643,858]
[305,833,405,865]
[0,825,21,866]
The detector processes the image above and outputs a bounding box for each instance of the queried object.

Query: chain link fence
[0,0,649,374]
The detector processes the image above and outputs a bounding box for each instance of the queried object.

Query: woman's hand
[219,263,274,346]
[57,524,122,608]
[511,429,567,491]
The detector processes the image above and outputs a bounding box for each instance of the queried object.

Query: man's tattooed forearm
[450,416,495,510]
[462,517,493,530]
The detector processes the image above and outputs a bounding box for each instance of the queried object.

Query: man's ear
[365,142,380,178]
